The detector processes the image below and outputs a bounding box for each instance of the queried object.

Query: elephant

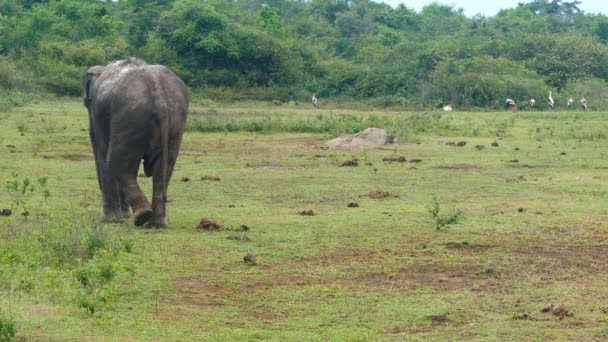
[83,58,188,227]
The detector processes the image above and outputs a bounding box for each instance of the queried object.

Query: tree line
[1,0,608,110]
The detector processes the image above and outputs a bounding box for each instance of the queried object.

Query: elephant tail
[160,113,169,203]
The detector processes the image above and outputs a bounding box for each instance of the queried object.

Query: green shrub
[84,224,108,260]
[0,309,17,341]
[0,58,31,90]
[428,197,462,230]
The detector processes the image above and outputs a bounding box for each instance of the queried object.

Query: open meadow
[0,99,607,340]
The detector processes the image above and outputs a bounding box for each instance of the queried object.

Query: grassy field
[0,99,607,341]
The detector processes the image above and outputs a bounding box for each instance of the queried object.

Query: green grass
[0,100,607,340]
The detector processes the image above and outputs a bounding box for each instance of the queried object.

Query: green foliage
[0,309,17,342]
[0,58,31,90]
[83,223,108,260]
[423,57,549,109]
[0,89,25,112]
[5,174,50,217]
[0,0,608,107]
[427,197,462,230]
[256,6,286,37]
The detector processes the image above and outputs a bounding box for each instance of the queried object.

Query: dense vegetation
[2,0,608,109]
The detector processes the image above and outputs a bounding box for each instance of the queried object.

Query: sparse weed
[83,223,108,260]
[427,197,462,230]
[122,238,135,253]
[5,173,51,218]
[360,146,371,163]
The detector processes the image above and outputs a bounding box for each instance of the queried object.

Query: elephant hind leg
[108,146,152,226]
[120,177,153,226]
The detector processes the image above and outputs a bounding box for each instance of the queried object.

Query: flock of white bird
[309,93,588,112]
[505,91,588,111]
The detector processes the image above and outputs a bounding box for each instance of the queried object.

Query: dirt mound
[339,159,359,167]
[197,218,221,231]
[383,156,406,163]
[299,210,315,216]
[325,128,398,149]
[201,176,221,181]
[368,190,392,199]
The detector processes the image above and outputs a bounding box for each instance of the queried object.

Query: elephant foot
[133,208,153,226]
[100,212,124,224]
[148,217,168,228]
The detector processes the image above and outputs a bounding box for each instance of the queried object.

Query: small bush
[84,224,107,259]
[428,197,462,230]
[0,89,26,112]
[0,309,17,341]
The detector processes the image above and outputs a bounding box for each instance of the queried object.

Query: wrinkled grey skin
[83,58,188,227]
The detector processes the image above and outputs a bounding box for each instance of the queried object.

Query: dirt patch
[167,277,231,309]
[444,141,467,147]
[339,159,359,167]
[275,137,324,147]
[368,190,393,199]
[507,164,535,168]
[512,313,537,321]
[434,164,480,171]
[512,244,608,277]
[226,235,251,242]
[444,241,490,250]
[245,162,285,169]
[505,176,527,183]
[201,175,221,181]
[383,156,406,163]
[428,315,452,324]
[180,177,190,182]
[386,325,409,334]
[61,153,93,162]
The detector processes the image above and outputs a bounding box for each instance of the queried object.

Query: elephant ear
[83,66,105,106]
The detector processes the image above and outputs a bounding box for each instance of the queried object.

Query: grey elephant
[83,58,188,227]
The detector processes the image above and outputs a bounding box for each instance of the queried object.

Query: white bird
[505,98,516,110]
[443,105,453,112]
[567,97,573,108]
[311,93,318,108]
[547,91,555,109]
[530,98,536,110]
[580,97,588,111]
